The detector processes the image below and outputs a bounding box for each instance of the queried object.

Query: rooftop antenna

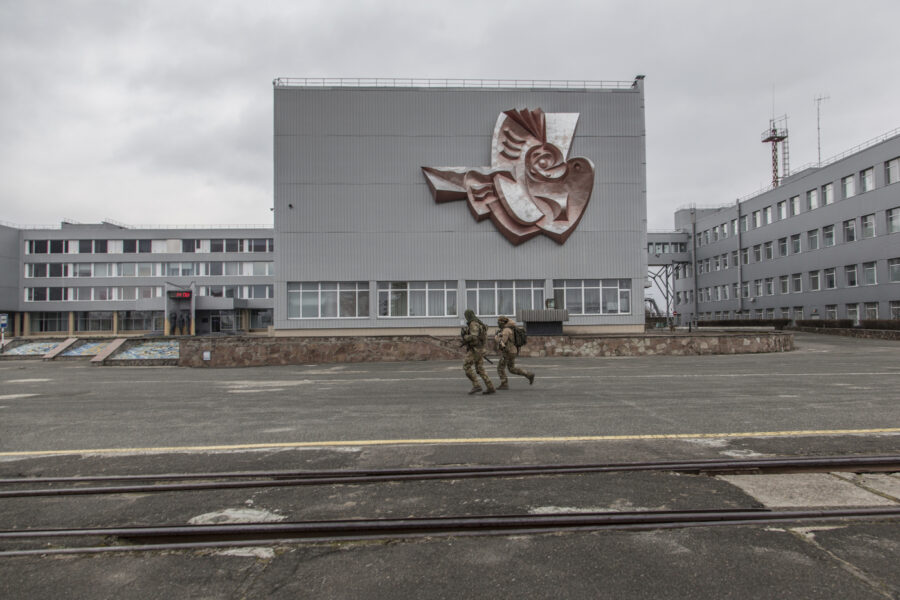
[815,93,830,166]
[761,115,789,187]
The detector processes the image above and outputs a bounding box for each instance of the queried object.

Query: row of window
[24,238,274,255]
[679,259,898,305]
[24,285,274,302]
[25,261,274,278]
[681,208,899,277]
[695,158,899,246]
[27,309,273,333]
[694,301,898,322]
[286,279,633,319]
[648,242,687,255]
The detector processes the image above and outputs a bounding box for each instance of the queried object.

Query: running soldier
[495,315,535,389]
[461,309,495,395]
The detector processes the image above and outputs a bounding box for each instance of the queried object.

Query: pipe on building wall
[690,208,698,323]
[735,198,744,315]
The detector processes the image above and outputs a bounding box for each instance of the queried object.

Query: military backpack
[512,325,527,348]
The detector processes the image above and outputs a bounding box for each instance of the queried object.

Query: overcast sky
[2,0,898,231]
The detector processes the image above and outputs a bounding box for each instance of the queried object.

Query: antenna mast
[761,115,789,187]
[815,94,830,166]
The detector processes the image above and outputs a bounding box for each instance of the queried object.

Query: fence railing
[273,77,635,90]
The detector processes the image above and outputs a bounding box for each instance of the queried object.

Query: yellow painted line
[2,428,899,458]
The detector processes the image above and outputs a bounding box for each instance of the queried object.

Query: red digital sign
[169,291,192,299]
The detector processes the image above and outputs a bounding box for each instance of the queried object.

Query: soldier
[495,315,535,389]
[461,309,495,395]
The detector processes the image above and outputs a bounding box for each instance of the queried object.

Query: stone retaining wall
[179,332,793,368]
[791,327,900,341]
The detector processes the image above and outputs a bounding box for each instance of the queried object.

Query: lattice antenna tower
[761,115,789,187]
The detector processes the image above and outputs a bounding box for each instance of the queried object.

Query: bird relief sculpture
[422,108,594,245]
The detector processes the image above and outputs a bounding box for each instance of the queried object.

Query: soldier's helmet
[497,316,509,326]
[464,309,476,322]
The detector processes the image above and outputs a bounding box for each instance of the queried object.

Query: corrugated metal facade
[273,82,647,332]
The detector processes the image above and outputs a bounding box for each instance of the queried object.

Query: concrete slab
[717,473,898,508]
[832,473,900,502]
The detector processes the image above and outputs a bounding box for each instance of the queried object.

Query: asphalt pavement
[1,332,898,599]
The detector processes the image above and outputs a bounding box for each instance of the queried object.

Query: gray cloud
[1,0,898,229]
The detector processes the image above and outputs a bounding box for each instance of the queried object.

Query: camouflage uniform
[495,316,535,389]
[462,309,495,395]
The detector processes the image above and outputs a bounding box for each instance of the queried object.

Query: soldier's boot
[468,385,482,395]
[483,384,496,395]
[527,373,535,385]
[497,382,509,390]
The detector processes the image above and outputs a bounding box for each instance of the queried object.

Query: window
[824,268,836,289]
[890,258,900,283]
[118,311,163,332]
[754,280,763,297]
[376,281,457,317]
[822,182,834,205]
[731,219,738,236]
[763,206,772,225]
[887,158,900,185]
[847,304,859,322]
[76,311,113,332]
[765,278,774,295]
[779,275,789,294]
[731,251,738,267]
[225,239,243,253]
[118,263,136,277]
[250,239,270,253]
[777,201,787,220]
[863,262,877,285]
[841,175,855,198]
[123,240,137,253]
[93,240,108,254]
[806,189,818,210]
[752,211,761,228]
[30,312,67,333]
[860,168,874,193]
[809,271,820,291]
[790,196,800,216]
[890,208,900,234]
[823,225,835,247]
[93,263,113,277]
[288,281,371,319]
[778,237,788,256]
[807,229,819,250]
[790,234,801,254]
[753,245,761,262]
[720,223,728,239]
[466,280,543,316]
[825,305,837,320]
[845,265,857,287]
[741,282,749,298]
[49,240,67,254]
[891,301,900,320]
[862,214,875,239]
[210,239,224,253]
[711,226,718,242]
[792,273,802,293]
[739,215,748,232]
[552,279,630,315]
[764,242,773,260]
[864,302,878,320]
[741,248,749,264]
[239,285,273,300]
[843,219,856,242]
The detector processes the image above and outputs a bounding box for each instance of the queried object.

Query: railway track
[2,455,899,556]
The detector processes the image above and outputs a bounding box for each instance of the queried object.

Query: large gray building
[668,129,900,323]
[272,77,648,335]
[0,221,273,337]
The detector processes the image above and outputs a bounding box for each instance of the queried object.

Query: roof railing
[273,77,635,90]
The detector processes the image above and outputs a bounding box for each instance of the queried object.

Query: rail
[273,77,636,90]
